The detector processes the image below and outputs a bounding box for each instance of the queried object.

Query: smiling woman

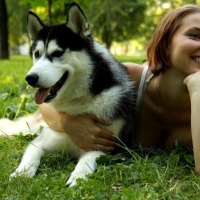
[169,14,200,75]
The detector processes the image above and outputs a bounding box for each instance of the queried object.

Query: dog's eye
[51,50,64,58]
[34,51,40,59]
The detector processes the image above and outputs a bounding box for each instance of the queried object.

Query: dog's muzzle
[25,72,68,104]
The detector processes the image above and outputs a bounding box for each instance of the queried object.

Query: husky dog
[9,2,135,186]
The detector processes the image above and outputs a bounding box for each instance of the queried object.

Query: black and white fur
[8,3,136,186]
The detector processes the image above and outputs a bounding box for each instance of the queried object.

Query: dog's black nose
[26,73,39,86]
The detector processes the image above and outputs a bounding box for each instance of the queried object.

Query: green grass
[0,56,37,119]
[116,55,146,63]
[0,55,199,199]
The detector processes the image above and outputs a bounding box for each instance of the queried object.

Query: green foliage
[140,0,200,42]
[7,0,29,51]
[17,0,146,49]
[6,0,200,53]
[84,0,146,48]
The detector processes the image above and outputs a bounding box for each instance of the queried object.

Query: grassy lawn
[0,55,199,199]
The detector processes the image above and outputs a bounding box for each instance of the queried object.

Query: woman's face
[170,12,200,75]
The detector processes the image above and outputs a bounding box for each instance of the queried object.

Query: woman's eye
[189,32,200,40]
[34,51,40,59]
[51,50,64,58]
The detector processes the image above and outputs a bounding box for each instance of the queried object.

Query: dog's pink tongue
[35,88,50,104]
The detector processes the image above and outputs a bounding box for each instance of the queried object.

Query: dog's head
[26,3,92,104]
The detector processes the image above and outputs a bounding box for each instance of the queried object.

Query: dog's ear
[66,3,91,38]
[27,11,45,41]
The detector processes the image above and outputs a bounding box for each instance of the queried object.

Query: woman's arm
[39,103,115,152]
[184,72,200,173]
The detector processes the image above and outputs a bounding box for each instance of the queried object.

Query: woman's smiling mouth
[191,56,200,63]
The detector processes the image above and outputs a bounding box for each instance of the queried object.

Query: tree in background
[6,0,200,56]
[18,0,146,49]
[7,0,30,54]
[0,0,9,59]
[85,0,146,49]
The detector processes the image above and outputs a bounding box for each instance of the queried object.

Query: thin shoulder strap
[135,66,154,116]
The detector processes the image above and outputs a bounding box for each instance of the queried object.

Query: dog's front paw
[66,168,92,187]
[66,172,86,187]
[9,166,37,180]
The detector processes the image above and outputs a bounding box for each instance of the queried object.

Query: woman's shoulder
[123,62,146,88]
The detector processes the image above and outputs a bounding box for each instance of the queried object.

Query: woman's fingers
[93,136,115,146]
[95,128,115,140]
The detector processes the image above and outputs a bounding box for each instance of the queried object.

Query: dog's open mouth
[34,72,68,104]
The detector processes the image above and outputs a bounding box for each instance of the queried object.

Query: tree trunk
[0,0,9,59]
[102,30,112,50]
[48,0,52,24]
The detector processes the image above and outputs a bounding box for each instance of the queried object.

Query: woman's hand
[184,72,200,173]
[183,72,200,92]
[39,104,115,152]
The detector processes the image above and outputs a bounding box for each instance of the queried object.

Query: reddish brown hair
[147,4,200,75]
